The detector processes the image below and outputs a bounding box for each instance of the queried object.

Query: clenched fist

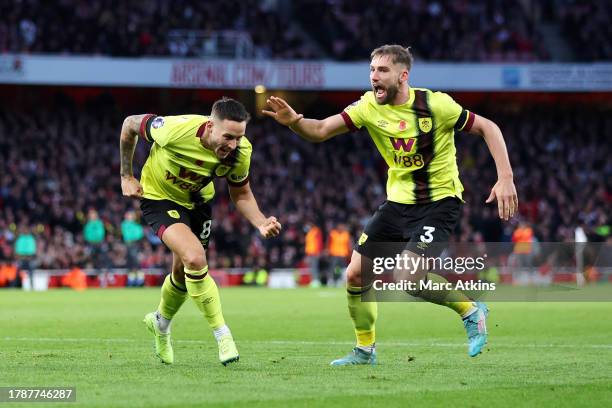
[121,175,144,198]
[258,216,282,238]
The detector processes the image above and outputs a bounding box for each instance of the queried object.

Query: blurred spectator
[61,266,87,291]
[510,220,535,274]
[327,223,351,286]
[304,221,324,287]
[512,220,534,256]
[83,208,106,267]
[242,265,268,286]
[14,223,37,288]
[121,210,144,286]
[0,263,18,287]
[84,209,106,244]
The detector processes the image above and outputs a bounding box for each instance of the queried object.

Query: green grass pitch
[1,287,612,407]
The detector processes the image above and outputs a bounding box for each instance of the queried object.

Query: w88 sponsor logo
[393,153,424,168]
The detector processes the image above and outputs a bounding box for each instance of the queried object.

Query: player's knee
[181,249,206,271]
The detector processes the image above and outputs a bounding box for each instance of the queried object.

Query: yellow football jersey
[341,88,474,204]
[138,114,252,209]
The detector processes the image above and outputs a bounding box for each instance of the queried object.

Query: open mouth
[373,84,386,99]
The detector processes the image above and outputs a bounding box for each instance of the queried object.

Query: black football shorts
[140,198,213,249]
[355,197,462,259]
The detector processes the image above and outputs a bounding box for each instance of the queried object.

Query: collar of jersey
[196,118,208,138]
[386,87,415,108]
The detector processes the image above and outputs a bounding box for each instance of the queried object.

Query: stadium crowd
[0,0,318,59]
[0,96,610,276]
[6,0,610,62]
[0,0,562,61]
[295,0,547,61]
[556,0,612,61]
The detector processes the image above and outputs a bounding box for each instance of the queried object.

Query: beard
[216,146,231,158]
[373,83,400,105]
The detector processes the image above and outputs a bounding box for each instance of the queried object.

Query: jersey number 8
[200,220,212,241]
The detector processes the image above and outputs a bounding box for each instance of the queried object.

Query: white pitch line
[2,337,612,349]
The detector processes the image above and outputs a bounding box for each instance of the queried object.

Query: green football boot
[218,333,240,366]
[143,312,174,364]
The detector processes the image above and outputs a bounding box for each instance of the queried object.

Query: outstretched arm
[262,96,348,143]
[228,182,282,238]
[468,114,518,221]
[119,114,148,198]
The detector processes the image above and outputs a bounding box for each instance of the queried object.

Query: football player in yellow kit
[120,97,281,365]
[264,45,517,364]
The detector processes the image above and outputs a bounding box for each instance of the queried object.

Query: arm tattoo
[119,115,146,177]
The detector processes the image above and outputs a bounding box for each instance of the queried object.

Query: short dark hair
[211,97,251,123]
[370,45,414,71]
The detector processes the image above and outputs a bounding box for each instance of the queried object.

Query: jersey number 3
[420,226,436,243]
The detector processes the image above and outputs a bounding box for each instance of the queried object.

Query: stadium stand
[0,95,610,273]
[294,0,548,61]
[4,0,609,62]
[0,0,610,284]
[556,0,612,61]
[0,0,317,58]
[0,0,561,61]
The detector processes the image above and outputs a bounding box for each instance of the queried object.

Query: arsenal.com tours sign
[170,61,325,88]
[0,55,611,91]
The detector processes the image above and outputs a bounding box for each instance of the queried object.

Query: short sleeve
[340,93,370,131]
[139,115,196,147]
[225,140,252,187]
[138,114,156,142]
[432,92,475,132]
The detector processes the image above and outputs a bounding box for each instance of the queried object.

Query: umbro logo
[417,241,429,250]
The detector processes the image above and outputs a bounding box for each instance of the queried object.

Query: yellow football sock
[347,285,378,347]
[184,266,226,330]
[418,273,476,317]
[158,274,188,320]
